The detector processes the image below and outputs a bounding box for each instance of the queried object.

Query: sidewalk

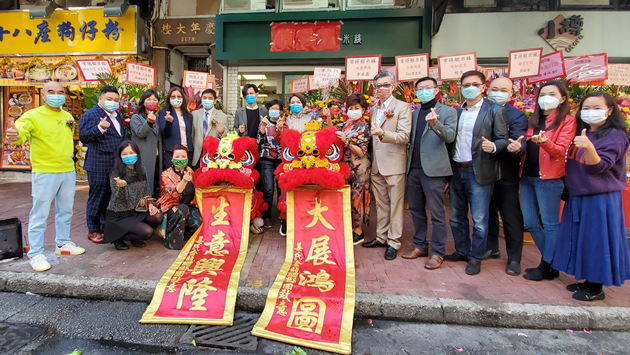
[0,182,629,310]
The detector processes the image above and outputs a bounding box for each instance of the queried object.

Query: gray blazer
[406,102,457,177]
[130,113,162,194]
[233,106,269,137]
[191,108,229,166]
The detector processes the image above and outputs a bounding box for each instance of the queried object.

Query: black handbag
[0,218,24,260]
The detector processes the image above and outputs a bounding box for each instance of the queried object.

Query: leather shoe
[444,252,469,262]
[465,259,482,275]
[113,239,129,250]
[402,248,429,259]
[425,255,444,270]
[88,232,103,244]
[506,261,521,276]
[483,250,501,260]
[384,246,397,260]
[362,239,388,248]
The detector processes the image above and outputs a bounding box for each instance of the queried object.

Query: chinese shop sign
[395,53,429,82]
[538,14,584,53]
[527,51,566,85]
[507,48,542,79]
[437,53,477,81]
[126,62,156,87]
[154,18,216,45]
[344,55,381,82]
[0,7,136,56]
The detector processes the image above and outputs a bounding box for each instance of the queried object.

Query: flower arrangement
[65,119,76,129]
[183,86,201,113]
[119,100,137,119]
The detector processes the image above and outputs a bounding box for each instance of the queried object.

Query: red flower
[330,107,341,115]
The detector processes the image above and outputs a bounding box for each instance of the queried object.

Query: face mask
[538,95,560,110]
[172,158,189,170]
[290,104,303,114]
[103,100,119,112]
[122,154,137,166]
[580,109,608,125]
[46,94,65,108]
[144,102,158,111]
[347,109,363,121]
[462,86,481,100]
[487,91,510,105]
[416,89,436,104]
[269,110,281,119]
[202,99,214,110]
[170,97,183,108]
[245,95,256,105]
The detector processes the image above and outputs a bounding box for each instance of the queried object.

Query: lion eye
[240,150,255,167]
[283,147,295,161]
[202,153,211,164]
[228,153,235,160]
[325,144,340,161]
[213,152,220,159]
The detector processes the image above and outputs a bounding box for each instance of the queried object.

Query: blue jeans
[520,176,564,263]
[449,165,494,261]
[260,159,281,220]
[28,172,76,258]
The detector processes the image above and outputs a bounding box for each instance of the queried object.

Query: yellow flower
[364,95,369,99]
[624,107,629,113]
[569,98,574,103]
[366,100,372,104]
[517,101,524,105]
[413,98,420,103]
[315,100,324,108]
[325,98,332,103]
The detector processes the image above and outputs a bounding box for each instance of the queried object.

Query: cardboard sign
[291,78,308,94]
[508,48,543,79]
[125,62,156,87]
[527,51,566,85]
[485,67,509,81]
[564,53,608,83]
[428,66,442,85]
[313,68,341,89]
[183,70,209,89]
[75,59,113,82]
[437,53,477,81]
[344,55,381,82]
[395,53,429,82]
[308,75,324,91]
[605,64,630,86]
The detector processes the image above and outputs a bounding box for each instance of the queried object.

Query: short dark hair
[415,77,438,89]
[242,84,258,98]
[265,99,284,112]
[345,92,369,110]
[460,70,486,84]
[172,144,189,157]
[288,93,306,107]
[201,89,216,99]
[100,85,119,96]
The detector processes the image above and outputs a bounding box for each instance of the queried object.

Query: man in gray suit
[402,77,457,270]
[191,88,228,167]
[233,83,269,139]
[362,71,412,261]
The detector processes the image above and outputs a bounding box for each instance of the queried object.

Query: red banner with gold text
[252,186,355,355]
[141,187,252,325]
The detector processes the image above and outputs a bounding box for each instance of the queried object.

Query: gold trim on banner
[140,186,252,325]
[251,186,355,355]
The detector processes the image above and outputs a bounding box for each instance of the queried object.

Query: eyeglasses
[461,83,483,89]
[416,86,436,90]
[375,83,392,90]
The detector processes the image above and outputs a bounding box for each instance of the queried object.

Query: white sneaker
[55,241,86,256]
[30,254,51,272]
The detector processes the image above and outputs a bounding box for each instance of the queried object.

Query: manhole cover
[180,313,259,351]
[0,322,46,354]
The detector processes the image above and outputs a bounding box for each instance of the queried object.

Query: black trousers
[487,178,524,263]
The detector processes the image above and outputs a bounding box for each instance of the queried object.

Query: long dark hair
[576,92,629,139]
[136,89,159,117]
[110,140,146,181]
[164,87,188,113]
[528,81,570,131]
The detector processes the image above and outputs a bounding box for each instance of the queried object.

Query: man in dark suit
[79,85,124,244]
[444,71,509,275]
[233,83,268,138]
[484,77,528,276]
[402,77,457,270]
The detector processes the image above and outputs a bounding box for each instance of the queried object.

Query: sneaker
[55,241,86,256]
[573,290,605,302]
[263,218,273,228]
[352,232,364,246]
[30,254,51,272]
[279,220,287,237]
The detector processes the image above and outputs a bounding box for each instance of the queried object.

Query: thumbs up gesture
[425,108,438,125]
[573,129,594,151]
[114,177,127,188]
[507,136,524,153]
[481,136,495,153]
[5,120,19,142]
[165,111,174,123]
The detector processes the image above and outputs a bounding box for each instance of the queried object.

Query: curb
[1,271,628,331]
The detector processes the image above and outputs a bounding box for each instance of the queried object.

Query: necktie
[203,111,209,137]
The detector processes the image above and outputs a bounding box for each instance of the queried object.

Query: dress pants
[487,178,524,263]
[371,172,405,250]
[86,170,110,233]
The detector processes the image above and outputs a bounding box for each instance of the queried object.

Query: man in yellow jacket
[5,81,85,272]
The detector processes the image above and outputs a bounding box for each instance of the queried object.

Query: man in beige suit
[192,88,228,167]
[362,71,412,260]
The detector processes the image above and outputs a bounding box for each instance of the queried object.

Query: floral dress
[342,118,371,229]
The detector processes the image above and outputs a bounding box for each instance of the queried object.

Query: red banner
[252,186,355,355]
[141,187,252,325]
[270,22,341,52]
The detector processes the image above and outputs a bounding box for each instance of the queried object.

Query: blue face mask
[416,89,436,104]
[103,100,120,112]
[487,91,510,105]
[290,104,303,114]
[245,95,256,105]
[269,110,281,119]
[122,154,137,166]
[46,94,65,108]
[202,99,214,109]
[462,86,481,100]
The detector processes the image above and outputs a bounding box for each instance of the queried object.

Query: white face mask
[538,95,560,111]
[580,109,608,125]
[347,109,363,121]
[170,97,183,108]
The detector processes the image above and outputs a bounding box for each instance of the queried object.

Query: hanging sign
[183,70,209,89]
[527,51,566,84]
[344,55,381,82]
[508,48,543,79]
[437,52,477,81]
[395,53,429,82]
[564,53,608,83]
[125,62,156,87]
[291,78,308,94]
[313,68,341,89]
[605,64,630,86]
[75,59,113,82]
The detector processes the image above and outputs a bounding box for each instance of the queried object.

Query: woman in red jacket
[518,81,576,281]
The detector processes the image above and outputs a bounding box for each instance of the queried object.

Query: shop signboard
[155,18,216,46]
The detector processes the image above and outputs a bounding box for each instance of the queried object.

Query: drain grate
[180,313,259,351]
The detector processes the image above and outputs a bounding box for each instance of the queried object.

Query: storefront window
[281,0,340,11]
[238,72,283,106]
[221,0,277,13]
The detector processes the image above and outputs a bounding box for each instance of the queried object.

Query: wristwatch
[379,131,385,140]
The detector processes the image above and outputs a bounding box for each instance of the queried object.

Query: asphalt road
[0,291,627,355]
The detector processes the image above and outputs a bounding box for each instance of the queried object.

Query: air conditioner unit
[18,0,92,9]
[347,0,395,6]
[222,0,267,12]
[282,0,328,10]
